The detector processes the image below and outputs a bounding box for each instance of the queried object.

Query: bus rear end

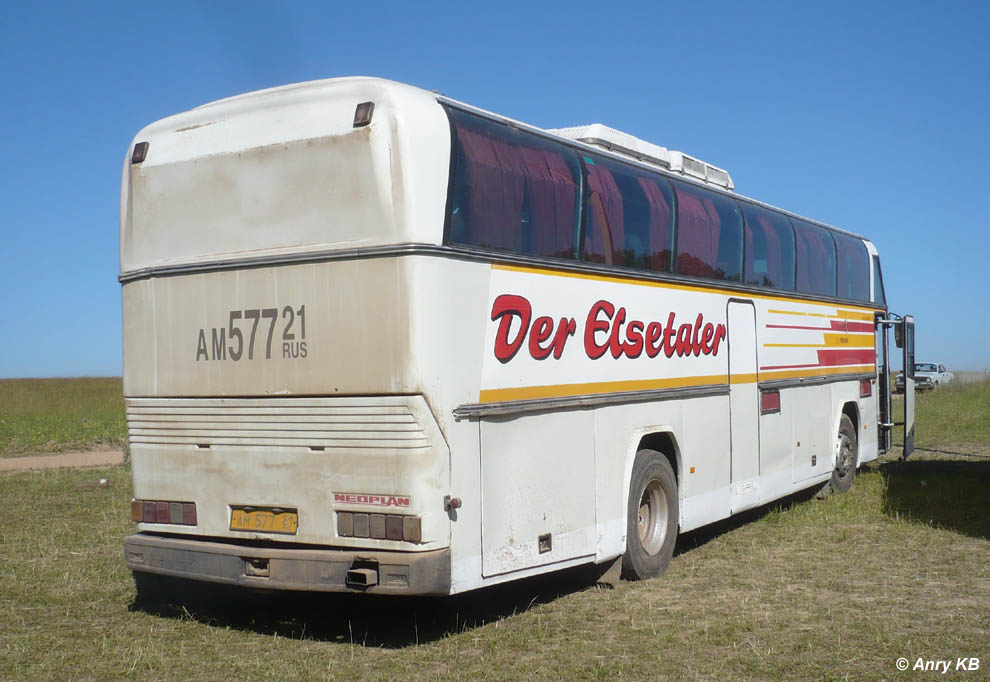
[120,78,456,595]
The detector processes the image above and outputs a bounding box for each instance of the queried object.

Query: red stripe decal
[830,320,874,333]
[817,348,875,365]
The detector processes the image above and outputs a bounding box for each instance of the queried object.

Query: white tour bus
[121,77,915,596]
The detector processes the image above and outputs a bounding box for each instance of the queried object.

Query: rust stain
[175,121,217,133]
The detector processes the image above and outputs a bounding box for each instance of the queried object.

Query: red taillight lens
[132,499,197,525]
[860,380,872,397]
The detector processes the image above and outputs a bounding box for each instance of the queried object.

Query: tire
[622,449,678,580]
[830,414,858,494]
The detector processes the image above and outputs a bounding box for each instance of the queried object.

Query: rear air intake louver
[125,398,430,449]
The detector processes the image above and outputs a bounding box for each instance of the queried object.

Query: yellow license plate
[230,508,298,535]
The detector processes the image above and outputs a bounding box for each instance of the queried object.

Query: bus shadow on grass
[129,564,608,648]
[879,458,990,540]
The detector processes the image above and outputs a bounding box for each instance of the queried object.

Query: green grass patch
[912,379,990,448]
[0,378,126,456]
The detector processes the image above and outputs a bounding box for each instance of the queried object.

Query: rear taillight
[860,380,872,397]
[131,499,197,526]
[336,511,422,543]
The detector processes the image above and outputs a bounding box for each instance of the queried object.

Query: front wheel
[830,414,858,494]
[622,449,678,580]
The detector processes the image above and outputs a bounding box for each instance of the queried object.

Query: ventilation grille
[126,398,430,449]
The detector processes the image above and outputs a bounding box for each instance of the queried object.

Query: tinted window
[872,255,886,306]
[793,219,836,296]
[583,154,674,270]
[833,232,870,302]
[741,204,795,290]
[672,180,742,281]
[446,109,581,259]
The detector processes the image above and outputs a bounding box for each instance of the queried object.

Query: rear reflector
[761,389,781,415]
[132,499,197,526]
[860,380,872,398]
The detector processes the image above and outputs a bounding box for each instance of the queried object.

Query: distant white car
[895,363,954,392]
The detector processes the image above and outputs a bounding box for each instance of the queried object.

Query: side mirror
[894,324,903,349]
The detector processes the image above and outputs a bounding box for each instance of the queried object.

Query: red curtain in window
[675,187,719,278]
[585,164,624,264]
[518,146,577,257]
[456,127,526,252]
[638,178,672,270]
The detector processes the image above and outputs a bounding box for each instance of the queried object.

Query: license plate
[230,507,298,535]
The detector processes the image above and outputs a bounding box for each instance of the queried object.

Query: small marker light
[131,141,149,164]
[353,101,374,127]
[131,500,142,522]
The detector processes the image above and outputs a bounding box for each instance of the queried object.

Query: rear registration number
[230,508,298,535]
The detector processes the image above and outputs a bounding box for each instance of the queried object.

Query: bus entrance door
[728,300,760,512]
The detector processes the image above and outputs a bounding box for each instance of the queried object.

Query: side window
[741,204,795,290]
[833,232,870,302]
[793,219,836,297]
[672,180,743,281]
[445,108,581,259]
[582,154,674,271]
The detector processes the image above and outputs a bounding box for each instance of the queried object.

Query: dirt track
[0,449,124,472]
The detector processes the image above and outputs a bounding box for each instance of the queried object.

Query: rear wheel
[830,414,858,494]
[622,449,678,580]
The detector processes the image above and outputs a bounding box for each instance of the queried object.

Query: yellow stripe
[479,374,728,403]
[766,308,874,321]
[478,366,874,403]
[765,334,875,349]
[823,334,874,348]
[493,264,878,314]
[759,365,875,381]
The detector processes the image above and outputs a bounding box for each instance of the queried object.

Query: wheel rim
[637,478,668,556]
[836,431,855,478]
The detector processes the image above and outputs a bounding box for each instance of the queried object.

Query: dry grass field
[0,377,126,455]
[1,379,988,680]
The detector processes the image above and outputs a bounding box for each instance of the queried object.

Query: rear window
[446,109,581,259]
[672,180,742,281]
[793,219,836,297]
[582,153,674,271]
[741,204,795,290]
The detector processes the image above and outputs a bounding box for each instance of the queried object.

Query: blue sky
[1,0,988,377]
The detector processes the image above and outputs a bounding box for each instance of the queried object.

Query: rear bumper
[124,533,451,595]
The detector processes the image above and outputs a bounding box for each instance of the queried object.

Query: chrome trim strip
[453,384,730,419]
[118,244,885,311]
[758,372,875,392]
[118,243,447,283]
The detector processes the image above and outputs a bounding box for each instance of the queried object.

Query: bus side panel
[857,380,880,464]
[479,412,596,577]
[757,390,796,505]
[790,384,834,483]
